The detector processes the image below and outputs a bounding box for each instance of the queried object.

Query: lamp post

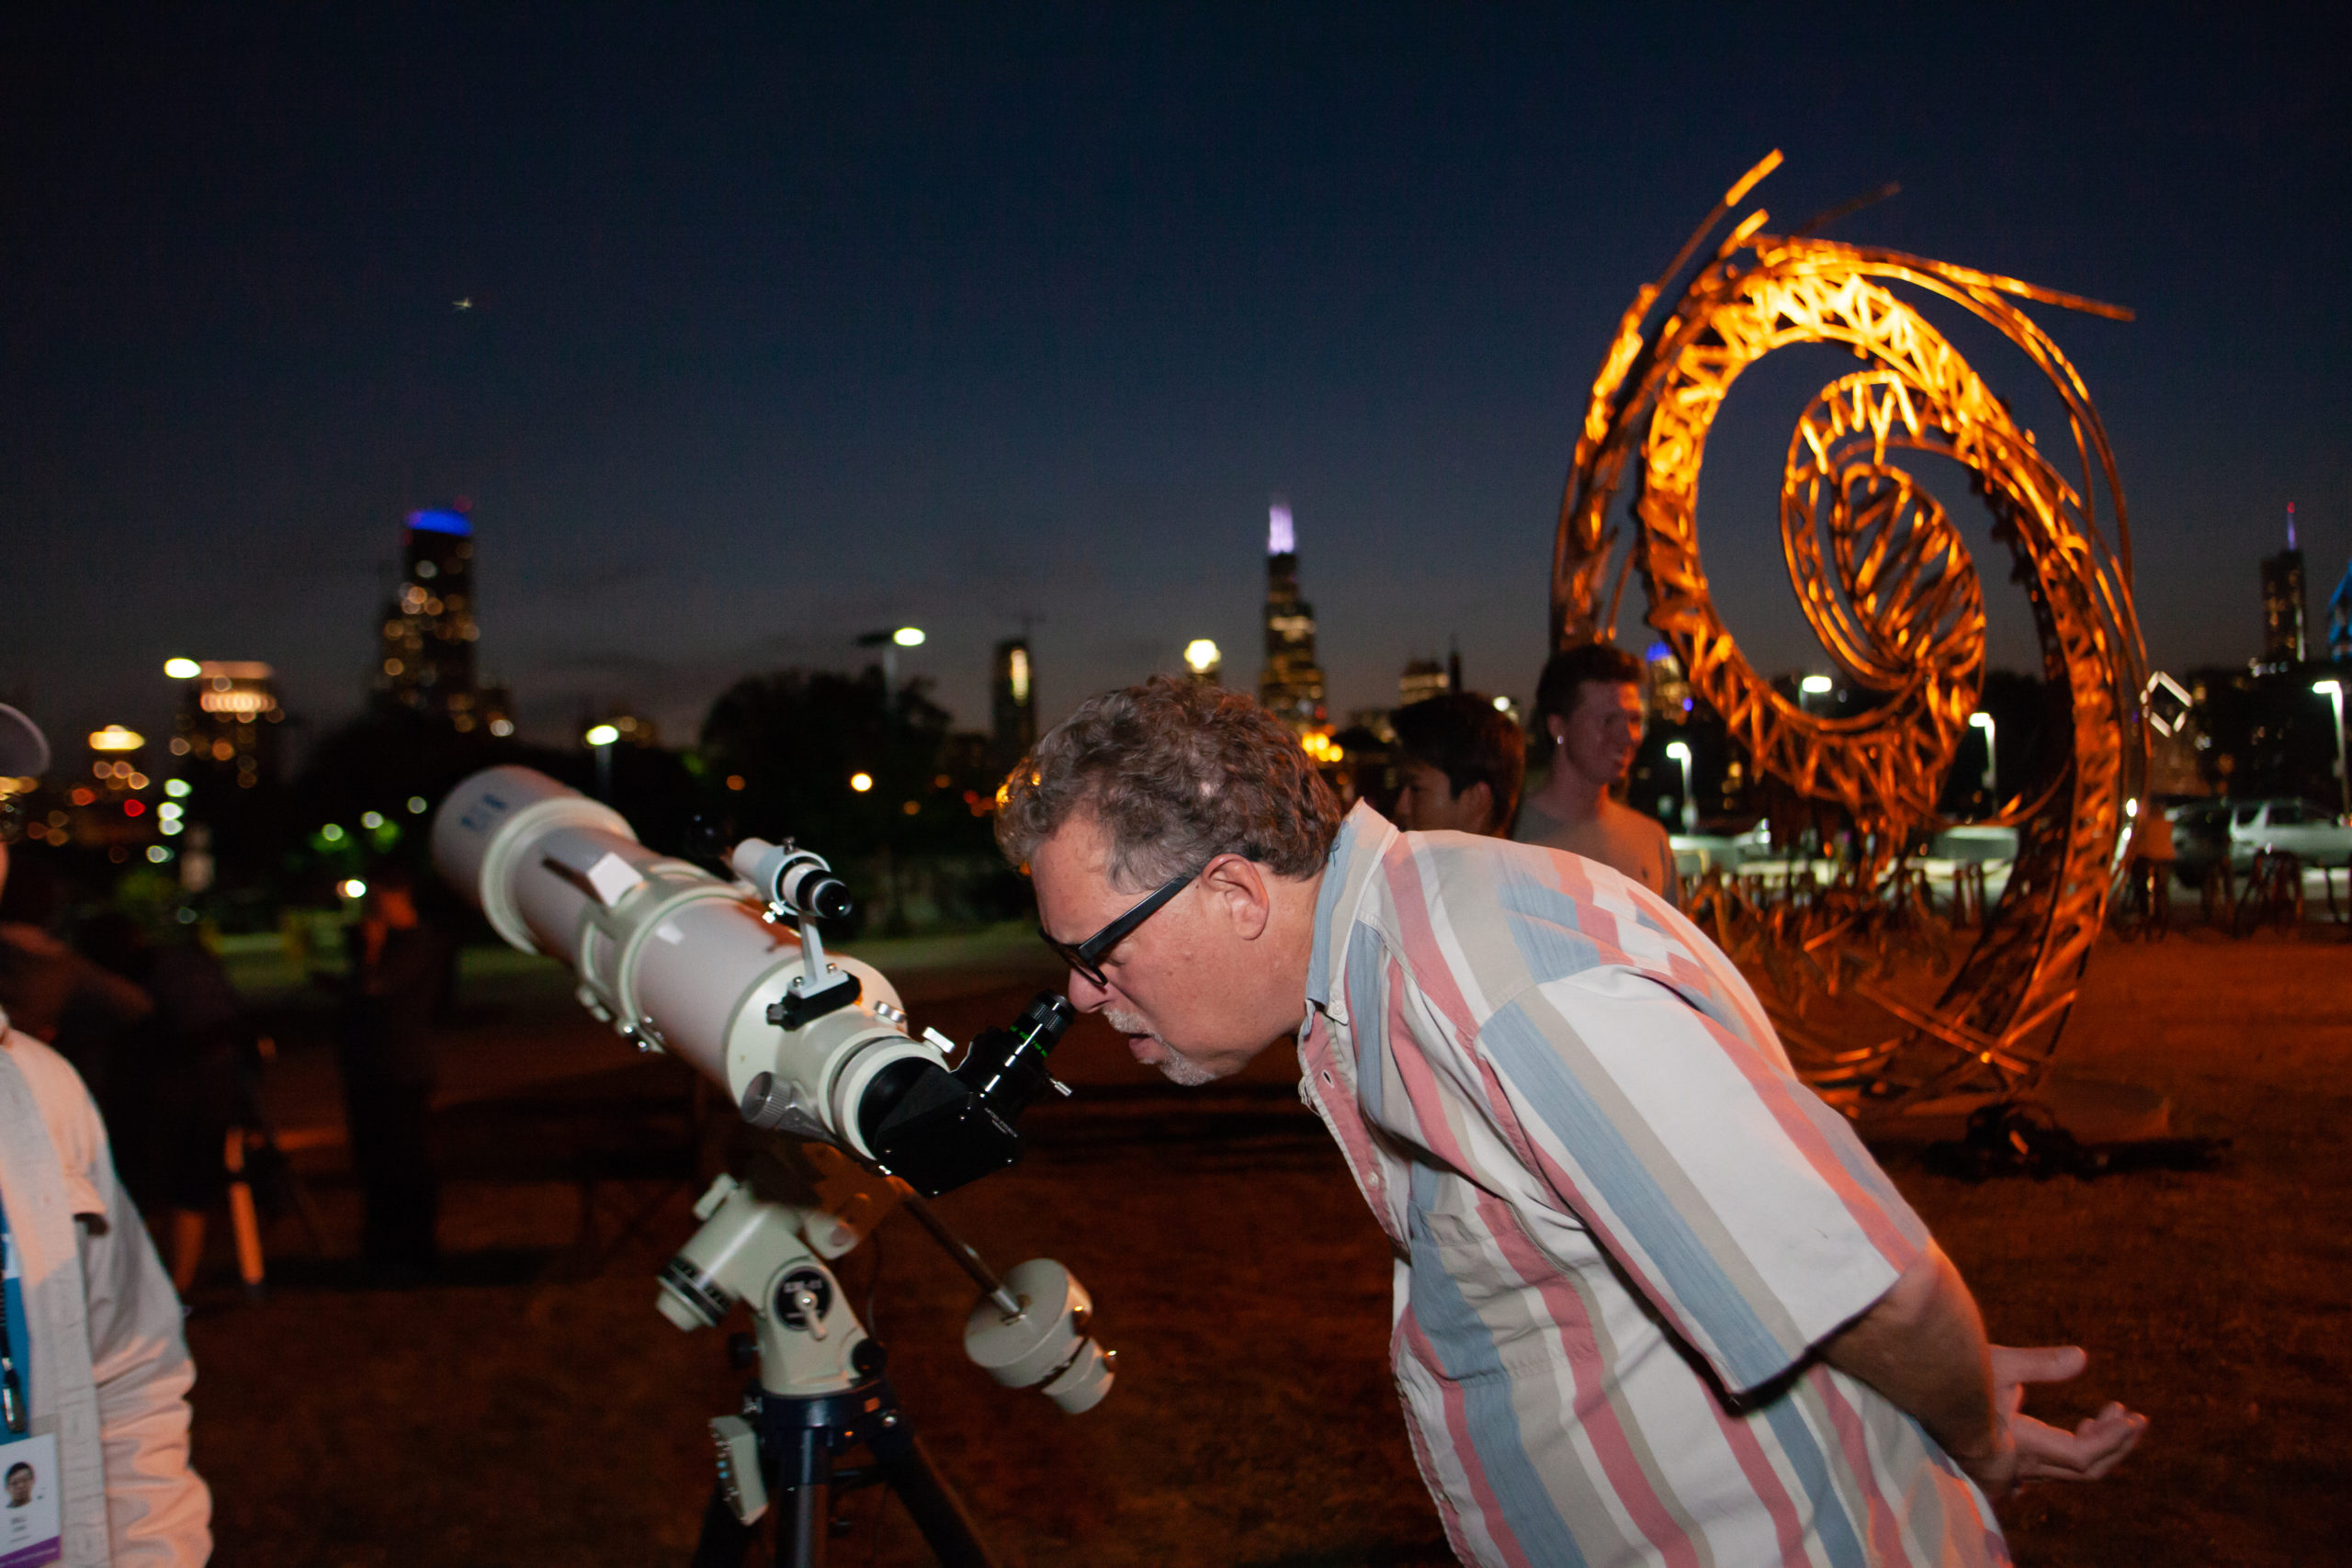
[1182,639,1222,686]
[857,626,927,687]
[2315,680,2349,819]
[1969,711,1997,810]
[585,723,619,801]
[1664,739,1693,831]
[1799,673,1833,716]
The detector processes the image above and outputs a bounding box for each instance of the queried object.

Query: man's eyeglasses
[1039,869,1196,989]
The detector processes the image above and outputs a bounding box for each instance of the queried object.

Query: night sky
[4,5,2345,755]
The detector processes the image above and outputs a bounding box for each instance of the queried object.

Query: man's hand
[1822,1250,2148,1502]
[1955,1345,2147,1499]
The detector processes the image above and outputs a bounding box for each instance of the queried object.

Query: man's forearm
[1820,1246,2006,1473]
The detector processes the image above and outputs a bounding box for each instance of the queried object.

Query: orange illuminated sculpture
[1552,152,2149,1112]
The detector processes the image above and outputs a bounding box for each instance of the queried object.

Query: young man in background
[1512,642,1679,904]
[1389,692,1524,839]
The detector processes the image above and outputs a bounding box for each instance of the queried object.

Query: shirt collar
[1306,801,1397,1023]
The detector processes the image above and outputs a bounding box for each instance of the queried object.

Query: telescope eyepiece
[800,874,853,922]
[1013,992,1078,1048]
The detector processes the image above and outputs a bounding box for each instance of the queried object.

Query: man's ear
[1545,712,1568,744]
[1199,853,1273,941]
[1461,780,1496,835]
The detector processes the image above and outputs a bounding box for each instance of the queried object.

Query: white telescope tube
[431,766,942,1158]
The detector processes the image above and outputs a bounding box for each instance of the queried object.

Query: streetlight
[163,658,201,680]
[857,626,927,686]
[1969,711,1997,807]
[1798,673,1832,716]
[1182,639,1222,684]
[1664,739,1694,831]
[2315,679,2348,819]
[584,722,620,801]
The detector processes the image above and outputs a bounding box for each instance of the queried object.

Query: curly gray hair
[995,676,1343,890]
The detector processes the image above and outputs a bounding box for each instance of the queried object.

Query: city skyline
[3,7,2346,751]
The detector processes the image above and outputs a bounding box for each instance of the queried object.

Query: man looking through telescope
[1001,677,2143,1568]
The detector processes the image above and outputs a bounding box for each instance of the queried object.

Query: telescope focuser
[860,992,1077,1198]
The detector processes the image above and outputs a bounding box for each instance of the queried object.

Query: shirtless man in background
[1510,641,1679,903]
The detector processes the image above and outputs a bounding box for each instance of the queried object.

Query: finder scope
[729,837,854,922]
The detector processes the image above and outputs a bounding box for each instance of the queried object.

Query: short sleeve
[1472,965,1928,1394]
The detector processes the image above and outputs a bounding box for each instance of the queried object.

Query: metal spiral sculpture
[1553,152,2149,1112]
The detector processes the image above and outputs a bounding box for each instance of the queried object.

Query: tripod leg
[872,1430,1001,1568]
[225,1129,267,1299]
[690,1484,758,1568]
[783,1425,831,1568]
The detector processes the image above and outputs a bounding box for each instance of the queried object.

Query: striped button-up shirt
[1295,805,2006,1568]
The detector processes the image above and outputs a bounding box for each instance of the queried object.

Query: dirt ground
[172,925,2352,1567]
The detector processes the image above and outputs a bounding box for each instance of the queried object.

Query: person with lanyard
[0,705,210,1566]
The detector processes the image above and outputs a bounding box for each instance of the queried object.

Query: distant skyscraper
[1643,640,1691,721]
[168,661,285,795]
[378,506,511,732]
[2262,504,2309,667]
[990,637,1038,773]
[1258,502,1327,733]
[1399,657,1450,705]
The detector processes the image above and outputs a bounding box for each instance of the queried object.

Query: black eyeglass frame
[1039,868,1198,988]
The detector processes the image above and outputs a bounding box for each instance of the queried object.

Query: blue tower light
[406,508,473,537]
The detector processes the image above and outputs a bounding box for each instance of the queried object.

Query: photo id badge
[0,1430,61,1568]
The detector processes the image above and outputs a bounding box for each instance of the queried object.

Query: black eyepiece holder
[859,992,1078,1198]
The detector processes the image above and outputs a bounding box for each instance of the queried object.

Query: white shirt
[0,1010,209,1565]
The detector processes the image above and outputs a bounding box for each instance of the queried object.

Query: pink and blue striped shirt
[1296,804,2007,1567]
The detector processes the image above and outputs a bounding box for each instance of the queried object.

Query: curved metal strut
[1551,153,2148,1111]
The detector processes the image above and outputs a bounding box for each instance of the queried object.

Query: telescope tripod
[689,1372,999,1568]
[662,1153,1108,1567]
